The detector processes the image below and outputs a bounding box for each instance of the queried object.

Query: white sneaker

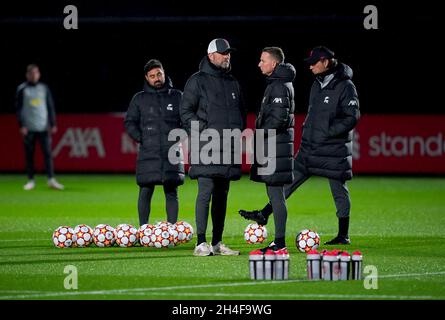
[212,242,240,256]
[23,180,35,191]
[48,178,64,190]
[193,242,214,256]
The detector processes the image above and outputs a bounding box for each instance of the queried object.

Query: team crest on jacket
[324,96,330,104]
[232,92,236,100]
[167,103,173,111]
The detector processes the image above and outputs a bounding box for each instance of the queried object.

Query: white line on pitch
[0,291,442,300]
[83,291,445,300]
[1,271,444,300]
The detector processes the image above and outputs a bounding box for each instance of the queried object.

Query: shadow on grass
[1,245,197,258]
[0,251,196,266]
[0,245,50,250]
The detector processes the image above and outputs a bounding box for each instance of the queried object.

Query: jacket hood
[267,63,296,83]
[335,63,353,80]
[199,56,232,76]
[143,76,173,93]
[318,62,353,80]
[316,62,353,89]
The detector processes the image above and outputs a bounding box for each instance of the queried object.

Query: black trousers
[195,177,230,245]
[264,167,351,219]
[23,131,54,180]
[266,185,287,239]
[138,184,178,226]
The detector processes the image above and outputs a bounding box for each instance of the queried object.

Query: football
[168,225,180,246]
[114,224,139,247]
[138,224,156,247]
[244,223,268,244]
[152,226,175,248]
[296,229,320,253]
[73,224,93,247]
[155,221,173,229]
[174,221,194,243]
[53,226,76,248]
[93,224,116,247]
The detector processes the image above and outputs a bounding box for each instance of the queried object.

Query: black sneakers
[258,241,288,254]
[324,236,351,245]
[238,209,268,225]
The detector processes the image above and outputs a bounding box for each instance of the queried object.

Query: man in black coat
[240,46,360,245]
[248,47,295,253]
[180,38,246,256]
[125,59,185,226]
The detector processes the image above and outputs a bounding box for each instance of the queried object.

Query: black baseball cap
[304,46,335,65]
[144,59,163,74]
[207,38,236,54]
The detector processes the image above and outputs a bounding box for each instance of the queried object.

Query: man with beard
[125,59,184,226]
[240,46,360,245]
[180,38,246,256]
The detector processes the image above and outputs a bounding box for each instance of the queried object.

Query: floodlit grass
[0,174,444,300]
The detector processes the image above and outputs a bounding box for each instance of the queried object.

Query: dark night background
[0,0,439,116]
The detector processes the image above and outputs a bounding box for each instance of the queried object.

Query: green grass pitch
[0,174,444,300]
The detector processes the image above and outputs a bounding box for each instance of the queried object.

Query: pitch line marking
[0,271,444,300]
[0,291,443,300]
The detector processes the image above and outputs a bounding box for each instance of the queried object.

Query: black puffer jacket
[125,78,185,187]
[250,63,296,186]
[180,56,246,180]
[295,62,360,181]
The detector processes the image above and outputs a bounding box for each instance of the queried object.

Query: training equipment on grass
[244,223,268,244]
[152,225,175,248]
[249,248,289,281]
[138,224,156,247]
[306,249,363,281]
[73,224,93,247]
[93,224,116,247]
[168,225,180,246]
[114,224,139,247]
[351,251,363,280]
[306,249,322,280]
[155,221,173,229]
[53,226,76,248]
[296,229,320,253]
[174,221,194,243]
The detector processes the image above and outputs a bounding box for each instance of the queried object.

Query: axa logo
[167,103,173,111]
[52,128,106,158]
[273,97,282,104]
[324,96,330,104]
[348,100,358,106]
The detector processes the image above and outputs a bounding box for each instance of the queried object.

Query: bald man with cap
[180,38,246,256]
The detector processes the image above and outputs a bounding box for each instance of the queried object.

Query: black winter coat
[250,63,296,186]
[295,63,360,181]
[180,56,246,180]
[125,79,185,187]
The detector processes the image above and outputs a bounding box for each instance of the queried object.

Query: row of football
[53,221,321,253]
[52,221,194,249]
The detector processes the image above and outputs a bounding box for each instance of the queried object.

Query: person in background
[15,64,64,191]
